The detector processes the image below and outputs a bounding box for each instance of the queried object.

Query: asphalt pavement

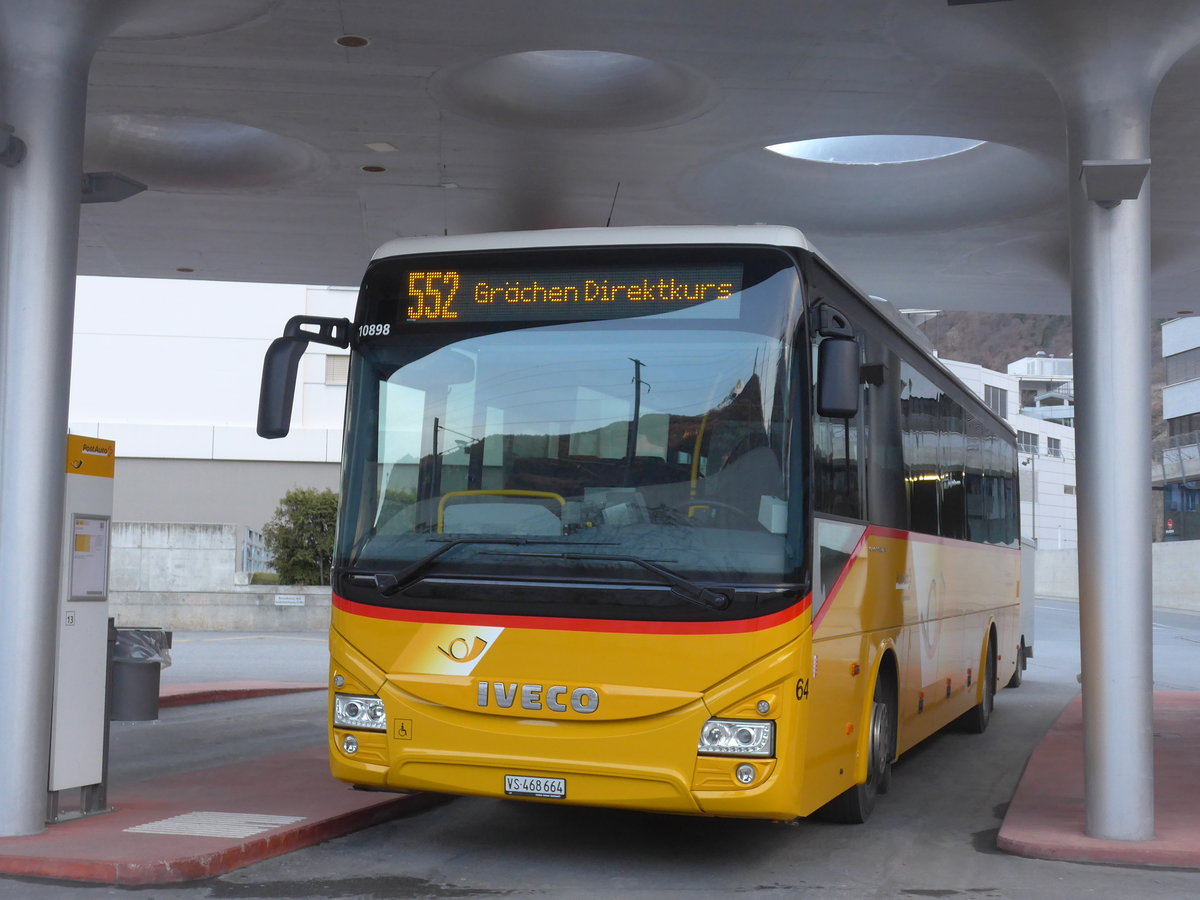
[0,604,1198,898]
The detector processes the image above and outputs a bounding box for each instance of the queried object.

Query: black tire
[960,634,996,734]
[818,672,895,823]
[1005,637,1026,689]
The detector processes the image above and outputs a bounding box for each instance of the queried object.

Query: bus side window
[861,337,907,530]
[965,414,988,542]
[901,365,940,536]
[938,389,967,540]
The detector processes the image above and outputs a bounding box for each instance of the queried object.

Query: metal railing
[240,528,273,574]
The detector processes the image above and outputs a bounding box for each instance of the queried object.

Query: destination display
[394,263,744,324]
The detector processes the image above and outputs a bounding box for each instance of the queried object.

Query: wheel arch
[975,619,999,704]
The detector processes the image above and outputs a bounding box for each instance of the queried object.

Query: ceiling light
[364,141,397,153]
[336,35,368,48]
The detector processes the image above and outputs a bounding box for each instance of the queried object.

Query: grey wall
[111,585,330,632]
[114,458,339,532]
[111,522,240,593]
[109,522,329,632]
[1037,543,1200,614]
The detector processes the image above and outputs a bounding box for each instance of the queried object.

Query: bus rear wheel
[1006,637,1026,689]
[818,674,895,824]
[959,633,996,734]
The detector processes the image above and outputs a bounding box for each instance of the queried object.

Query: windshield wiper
[371,537,580,596]
[511,551,732,612]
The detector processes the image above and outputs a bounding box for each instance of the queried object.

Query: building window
[1017,430,1038,455]
[1047,437,1062,458]
[1064,485,1076,495]
[984,384,1008,419]
[1167,413,1200,439]
[1165,347,1200,386]
[325,354,350,386]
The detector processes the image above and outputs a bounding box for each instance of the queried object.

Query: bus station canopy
[58,0,1200,318]
[3,0,1199,844]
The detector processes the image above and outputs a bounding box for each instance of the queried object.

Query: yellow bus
[258,225,1023,822]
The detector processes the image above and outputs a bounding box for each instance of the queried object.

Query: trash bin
[110,627,172,721]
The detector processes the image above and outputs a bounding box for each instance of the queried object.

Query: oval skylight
[767,135,985,165]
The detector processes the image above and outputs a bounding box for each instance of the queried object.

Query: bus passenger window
[902,367,939,536]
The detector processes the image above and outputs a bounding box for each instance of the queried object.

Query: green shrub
[262,487,338,585]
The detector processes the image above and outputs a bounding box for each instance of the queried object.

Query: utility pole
[626,358,650,461]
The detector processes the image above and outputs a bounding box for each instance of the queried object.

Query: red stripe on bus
[811,526,871,634]
[333,593,811,635]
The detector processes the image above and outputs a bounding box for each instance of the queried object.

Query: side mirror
[816,335,860,418]
[257,316,351,438]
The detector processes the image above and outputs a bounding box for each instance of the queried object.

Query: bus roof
[371,225,815,260]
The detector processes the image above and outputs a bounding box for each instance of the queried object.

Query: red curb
[0,746,444,885]
[997,691,1200,867]
[159,681,324,708]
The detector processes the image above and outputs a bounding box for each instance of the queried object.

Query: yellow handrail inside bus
[690,414,709,498]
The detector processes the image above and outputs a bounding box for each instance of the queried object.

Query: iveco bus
[258,225,1023,822]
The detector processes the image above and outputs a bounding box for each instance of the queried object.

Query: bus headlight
[697,718,775,757]
[334,693,386,731]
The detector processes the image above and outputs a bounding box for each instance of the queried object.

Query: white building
[69,277,352,532]
[1008,352,1075,426]
[1159,316,1200,540]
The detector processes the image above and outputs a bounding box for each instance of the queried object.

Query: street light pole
[1022,451,1038,547]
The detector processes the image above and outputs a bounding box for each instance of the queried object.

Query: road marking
[125,811,305,838]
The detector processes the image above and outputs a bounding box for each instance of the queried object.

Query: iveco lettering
[477,682,599,714]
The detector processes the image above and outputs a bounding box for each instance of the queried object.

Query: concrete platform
[0,682,438,885]
[9,681,1198,884]
[998,691,1200,867]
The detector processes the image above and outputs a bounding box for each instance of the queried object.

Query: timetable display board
[69,514,110,601]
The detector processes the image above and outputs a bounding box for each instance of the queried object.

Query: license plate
[504,774,566,799]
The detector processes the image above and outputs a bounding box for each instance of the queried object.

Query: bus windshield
[336,248,805,604]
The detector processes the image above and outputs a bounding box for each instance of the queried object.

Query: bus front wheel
[818,673,895,824]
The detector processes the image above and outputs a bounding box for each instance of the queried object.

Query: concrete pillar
[932,0,1200,842]
[0,0,135,837]
[1025,2,1200,842]
[1065,92,1156,842]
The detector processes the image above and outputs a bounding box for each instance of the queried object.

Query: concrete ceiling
[73,0,1200,316]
